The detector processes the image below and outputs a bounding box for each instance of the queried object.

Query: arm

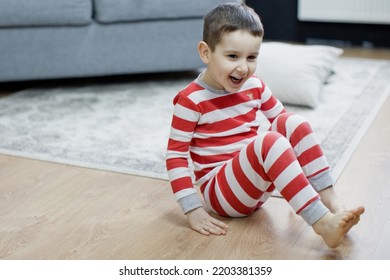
[166,91,228,235]
[259,83,286,123]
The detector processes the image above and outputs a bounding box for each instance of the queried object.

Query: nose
[237,60,248,74]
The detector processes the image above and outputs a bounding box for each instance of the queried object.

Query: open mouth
[230,76,243,84]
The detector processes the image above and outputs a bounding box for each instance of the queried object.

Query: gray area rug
[0,58,389,181]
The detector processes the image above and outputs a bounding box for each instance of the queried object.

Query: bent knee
[255,131,290,153]
[273,112,307,126]
[271,113,310,136]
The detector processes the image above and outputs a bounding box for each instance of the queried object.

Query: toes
[357,206,365,215]
[342,212,354,222]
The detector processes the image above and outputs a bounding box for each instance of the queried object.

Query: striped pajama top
[166,74,285,212]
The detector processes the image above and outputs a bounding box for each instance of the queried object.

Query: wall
[246,0,390,47]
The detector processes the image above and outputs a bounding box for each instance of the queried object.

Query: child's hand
[186,207,229,236]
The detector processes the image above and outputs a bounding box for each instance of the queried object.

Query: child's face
[200,30,262,93]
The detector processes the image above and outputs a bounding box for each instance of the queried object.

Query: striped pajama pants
[201,113,334,225]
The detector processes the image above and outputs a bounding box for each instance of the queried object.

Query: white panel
[298,0,390,24]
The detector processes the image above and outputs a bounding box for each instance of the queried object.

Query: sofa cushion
[0,0,92,27]
[94,0,238,23]
[255,42,343,108]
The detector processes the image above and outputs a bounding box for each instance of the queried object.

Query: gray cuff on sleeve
[300,198,329,225]
[178,193,203,214]
[309,169,335,192]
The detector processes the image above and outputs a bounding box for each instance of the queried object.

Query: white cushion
[256,42,343,108]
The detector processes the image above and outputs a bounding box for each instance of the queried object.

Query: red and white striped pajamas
[166,75,333,225]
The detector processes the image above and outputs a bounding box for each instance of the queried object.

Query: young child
[165,2,364,248]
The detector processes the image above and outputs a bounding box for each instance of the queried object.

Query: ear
[197,41,211,64]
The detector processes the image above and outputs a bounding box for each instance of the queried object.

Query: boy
[165,2,364,248]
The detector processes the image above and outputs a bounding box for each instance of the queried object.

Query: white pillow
[255,42,343,108]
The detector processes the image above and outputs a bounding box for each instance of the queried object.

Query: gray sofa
[0,0,238,82]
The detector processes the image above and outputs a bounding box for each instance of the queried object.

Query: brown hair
[203,3,264,51]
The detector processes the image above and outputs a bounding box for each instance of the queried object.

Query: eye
[227,54,238,59]
[247,55,258,61]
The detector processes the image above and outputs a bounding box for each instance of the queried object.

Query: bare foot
[312,206,365,248]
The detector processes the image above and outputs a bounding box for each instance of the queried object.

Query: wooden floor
[1,47,390,260]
